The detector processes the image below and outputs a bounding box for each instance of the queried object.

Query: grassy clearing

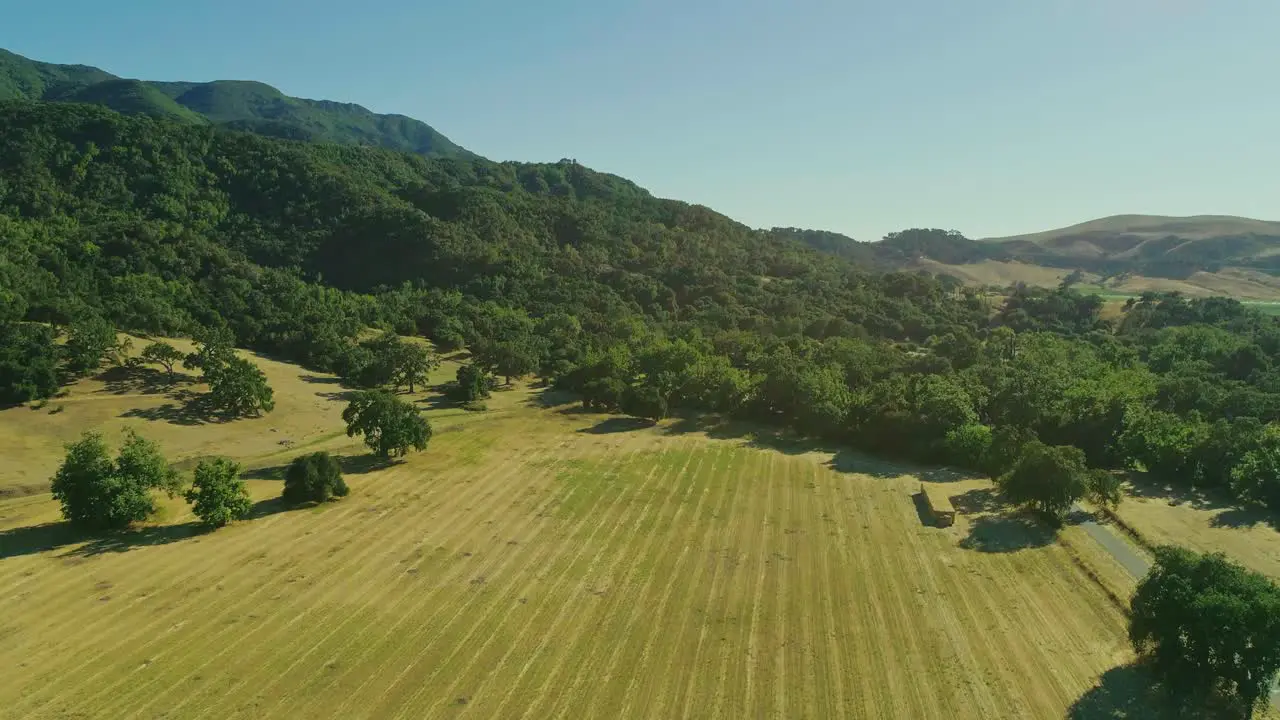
[0,353,1162,718]
[1109,478,1280,581]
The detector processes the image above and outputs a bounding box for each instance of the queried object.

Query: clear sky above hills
[6,0,1278,241]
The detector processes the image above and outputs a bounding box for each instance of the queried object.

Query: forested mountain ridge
[0,48,472,158]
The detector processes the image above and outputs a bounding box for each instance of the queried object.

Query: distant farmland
[0,371,1142,718]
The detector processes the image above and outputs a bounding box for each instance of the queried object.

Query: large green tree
[50,430,179,532]
[184,457,251,527]
[1131,547,1280,718]
[342,390,431,458]
[140,340,185,379]
[205,356,275,417]
[998,440,1090,521]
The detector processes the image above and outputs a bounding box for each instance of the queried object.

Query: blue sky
[6,0,1278,241]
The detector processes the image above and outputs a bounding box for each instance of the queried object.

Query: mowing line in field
[810,463,851,718]
[573,443,723,719]
[144,434,559,719]
[590,443,732,718]
[609,440,732,712]
[893,499,997,718]
[441,441,681,720]
[94,459,502,720]
[675,441,752,719]
[422,437,685,718]
[740,450,778,716]
[362,436,675,719]
[0,434,427,659]
[975,551,1082,716]
[641,442,736,718]
[5,453,480,716]
[184,438,578,720]
[705,446,771,719]
[47,430,501,717]
[492,441,701,720]
[364,438,664,719]
[282,438,614,718]
[777,453,805,718]
[482,439,700,720]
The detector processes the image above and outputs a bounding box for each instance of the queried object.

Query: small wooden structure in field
[920,484,956,527]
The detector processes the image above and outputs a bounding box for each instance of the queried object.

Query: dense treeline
[5,100,1280,515]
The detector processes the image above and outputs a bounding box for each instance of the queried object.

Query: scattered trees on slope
[11,102,1280,517]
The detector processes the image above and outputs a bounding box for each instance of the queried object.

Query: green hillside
[0,48,472,158]
[7,98,1280,525]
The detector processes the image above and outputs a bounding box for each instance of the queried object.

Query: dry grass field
[1108,478,1280,581]
[0,344,1224,719]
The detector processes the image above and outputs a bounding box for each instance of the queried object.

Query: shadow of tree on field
[240,454,398,482]
[0,520,205,561]
[96,364,195,396]
[959,513,1056,553]
[119,389,232,426]
[1209,504,1280,532]
[950,488,1003,515]
[529,388,578,409]
[1067,663,1224,719]
[579,417,654,434]
[1125,475,1234,512]
[299,374,343,385]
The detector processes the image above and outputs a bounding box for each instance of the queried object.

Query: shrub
[283,452,349,504]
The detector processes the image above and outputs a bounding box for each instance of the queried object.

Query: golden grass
[0,353,1161,718]
[1109,479,1280,581]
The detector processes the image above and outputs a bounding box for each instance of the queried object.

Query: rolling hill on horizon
[773,216,1280,300]
[0,48,473,159]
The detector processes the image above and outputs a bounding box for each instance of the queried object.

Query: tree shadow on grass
[579,417,655,434]
[0,520,206,560]
[529,388,578,409]
[299,374,342,385]
[959,513,1057,553]
[240,454,399,482]
[1125,475,1235,513]
[96,364,195,396]
[119,390,234,427]
[950,488,1003,515]
[1067,663,1224,719]
[1209,504,1280,532]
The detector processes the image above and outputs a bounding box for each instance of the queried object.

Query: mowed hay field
[1,352,1144,718]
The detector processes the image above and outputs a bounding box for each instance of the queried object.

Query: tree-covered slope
[8,98,1280,528]
[0,49,472,158]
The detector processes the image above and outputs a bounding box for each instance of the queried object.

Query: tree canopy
[342,390,432,458]
[1131,547,1280,718]
[50,430,179,532]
